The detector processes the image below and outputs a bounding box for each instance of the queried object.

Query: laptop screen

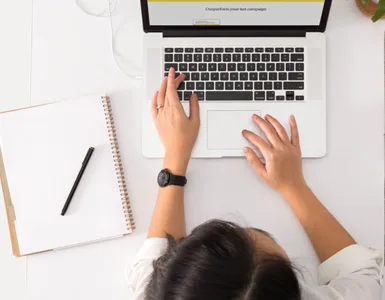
[147,0,325,26]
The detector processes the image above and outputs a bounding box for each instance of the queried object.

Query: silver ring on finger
[156,105,164,110]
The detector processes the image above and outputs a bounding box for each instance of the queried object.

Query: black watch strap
[169,173,187,186]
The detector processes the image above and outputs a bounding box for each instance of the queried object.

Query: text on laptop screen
[147,0,325,26]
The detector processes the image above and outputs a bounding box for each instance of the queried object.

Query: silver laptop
[141,0,331,158]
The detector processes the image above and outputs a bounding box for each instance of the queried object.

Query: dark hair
[145,220,301,300]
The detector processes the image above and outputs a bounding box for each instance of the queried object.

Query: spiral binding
[102,96,135,231]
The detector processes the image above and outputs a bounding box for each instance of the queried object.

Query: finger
[158,77,167,106]
[242,130,271,157]
[244,147,267,179]
[290,115,300,147]
[166,68,180,106]
[265,114,289,143]
[174,73,185,88]
[151,91,159,119]
[189,93,200,122]
[252,114,281,147]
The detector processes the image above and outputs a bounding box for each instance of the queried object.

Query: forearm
[282,185,356,263]
[147,186,185,239]
[147,155,188,240]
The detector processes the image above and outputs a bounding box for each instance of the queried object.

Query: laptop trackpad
[207,110,261,150]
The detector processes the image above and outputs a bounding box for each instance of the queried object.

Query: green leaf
[372,0,385,22]
[362,0,368,4]
[372,8,385,22]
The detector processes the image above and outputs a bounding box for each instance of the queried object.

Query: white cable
[75,0,117,18]
[74,0,143,80]
[107,12,144,80]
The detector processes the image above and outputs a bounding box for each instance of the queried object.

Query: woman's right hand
[152,68,200,175]
[242,114,307,195]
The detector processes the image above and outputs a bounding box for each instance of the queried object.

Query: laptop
[141,0,331,158]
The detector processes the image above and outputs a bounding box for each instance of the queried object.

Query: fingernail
[244,147,250,154]
[290,115,295,124]
[252,114,258,120]
[265,114,270,119]
[193,94,198,100]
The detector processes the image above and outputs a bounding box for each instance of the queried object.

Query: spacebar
[206,91,253,101]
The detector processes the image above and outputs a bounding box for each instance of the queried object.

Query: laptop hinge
[163,30,306,38]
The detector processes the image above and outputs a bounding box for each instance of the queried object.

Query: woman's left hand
[242,114,305,195]
[152,67,200,175]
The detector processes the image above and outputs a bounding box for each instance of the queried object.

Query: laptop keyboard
[163,47,305,102]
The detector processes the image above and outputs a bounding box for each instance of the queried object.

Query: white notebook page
[0,95,130,255]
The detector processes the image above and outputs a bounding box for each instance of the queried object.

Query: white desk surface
[0,0,384,299]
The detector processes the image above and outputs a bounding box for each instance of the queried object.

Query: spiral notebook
[0,95,134,257]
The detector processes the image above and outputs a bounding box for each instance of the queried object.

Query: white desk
[0,0,384,299]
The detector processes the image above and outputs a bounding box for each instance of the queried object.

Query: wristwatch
[157,169,187,187]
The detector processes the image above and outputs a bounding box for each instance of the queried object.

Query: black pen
[61,147,94,216]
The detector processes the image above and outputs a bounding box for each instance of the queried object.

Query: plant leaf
[372,0,385,22]
[372,8,385,22]
[362,0,368,4]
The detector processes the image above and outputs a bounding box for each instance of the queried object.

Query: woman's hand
[152,68,200,175]
[242,114,306,195]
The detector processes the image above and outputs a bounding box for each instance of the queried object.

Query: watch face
[157,169,170,187]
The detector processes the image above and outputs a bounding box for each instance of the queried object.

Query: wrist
[279,180,309,201]
[163,154,190,176]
